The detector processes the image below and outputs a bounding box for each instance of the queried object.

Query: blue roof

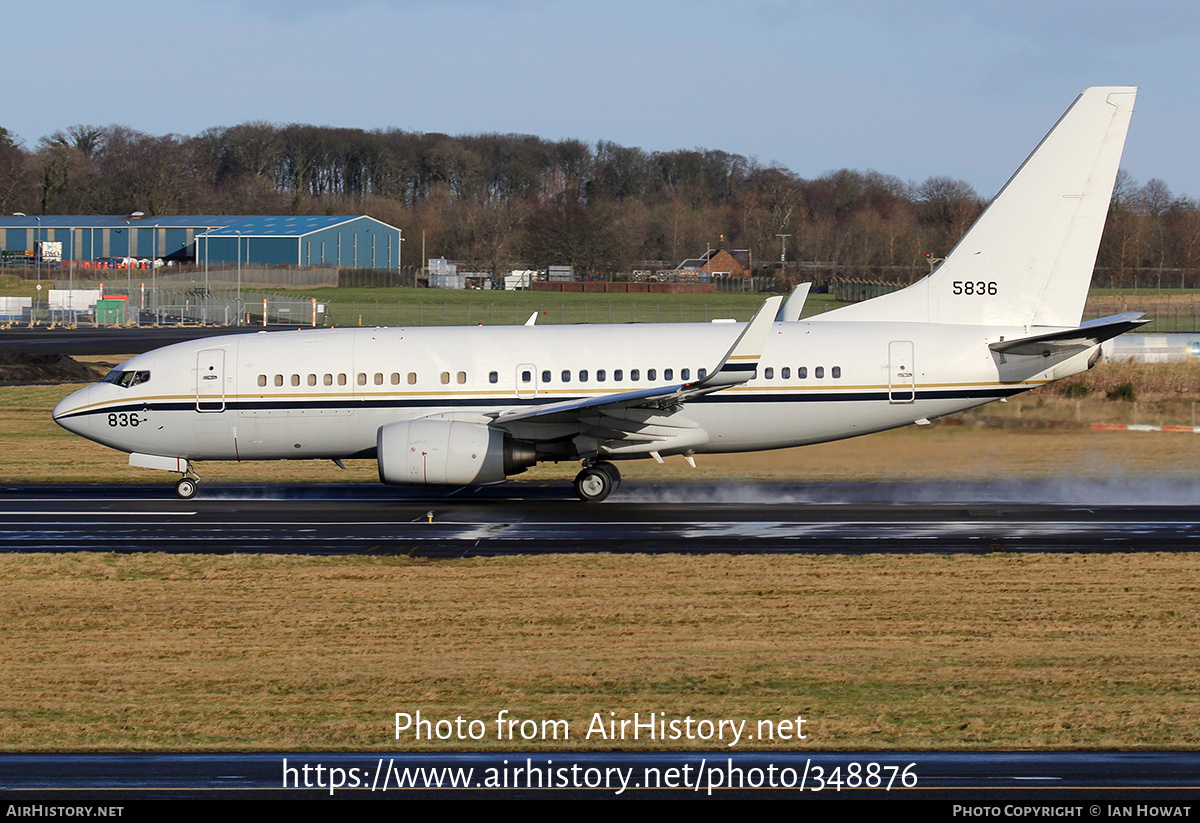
[0,215,397,236]
[200,215,386,237]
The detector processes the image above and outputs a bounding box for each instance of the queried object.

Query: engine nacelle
[377,419,535,486]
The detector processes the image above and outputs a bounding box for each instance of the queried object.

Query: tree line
[1,122,1196,283]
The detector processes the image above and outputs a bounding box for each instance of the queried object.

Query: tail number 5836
[952,281,998,296]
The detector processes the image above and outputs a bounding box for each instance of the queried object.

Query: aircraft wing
[989,313,1148,358]
[490,296,783,427]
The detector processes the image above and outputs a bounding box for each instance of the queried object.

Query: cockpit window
[101,369,151,388]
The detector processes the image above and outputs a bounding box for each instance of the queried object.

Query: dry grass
[0,552,1197,751]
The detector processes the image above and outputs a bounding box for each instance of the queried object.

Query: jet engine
[377,419,536,486]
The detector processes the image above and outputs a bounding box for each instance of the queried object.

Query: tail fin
[823,86,1136,327]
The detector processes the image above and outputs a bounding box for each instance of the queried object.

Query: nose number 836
[108,412,142,427]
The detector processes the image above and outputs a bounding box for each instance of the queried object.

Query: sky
[6,0,1199,199]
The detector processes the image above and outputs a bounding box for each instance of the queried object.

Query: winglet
[776,283,811,321]
[698,295,782,388]
[525,312,538,326]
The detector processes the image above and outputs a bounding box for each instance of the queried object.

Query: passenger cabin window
[374,373,384,385]
[631,369,640,381]
[291,374,300,386]
[308,374,317,386]
[648,369,657,381]
[522,370,532,383]
[798,367,807,379]
[698,368,706,380]
[257,374,267,388]
[323,374,333,386]
[390,373,400,385]
[561,370,571,383]
[614,369,623,381]
[681,369,690,381]
[456,372,466,384]
[579,370,588,382]
[407,373,417,385]
[542,370,551,383]
[597,369,606,382]
[337,373,347,386]
[764,367,774,379]
[490,371,499,384]
[274,374,283,387]
[441,372,450,384]
[815,366,824,379]
[664,368,673,381]
[781,367,790,379]
[832,366,841,379]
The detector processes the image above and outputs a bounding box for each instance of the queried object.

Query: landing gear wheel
[175,477,198,500]
[574,465,615,503]
[592,461,622,493]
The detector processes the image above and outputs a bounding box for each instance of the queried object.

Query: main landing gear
[574,461,621,503]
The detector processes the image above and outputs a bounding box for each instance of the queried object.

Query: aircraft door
[196,349,226,412]
[888,340,915,404]
[516,363,538,398]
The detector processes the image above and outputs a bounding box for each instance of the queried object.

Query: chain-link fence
[30,284,327,327]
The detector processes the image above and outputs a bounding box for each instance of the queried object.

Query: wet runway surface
[3,480,1199,556]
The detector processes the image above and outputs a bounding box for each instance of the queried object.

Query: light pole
[151,222,158,325]
[235,229,242,327]
[67,224,75,326]
[200,227,214,326]
[12,213,40,322]
[34,215,41,297]
[126,212,144,325]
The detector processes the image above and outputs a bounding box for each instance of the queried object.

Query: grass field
[3,354,1200,752]
[2,552,1198,751]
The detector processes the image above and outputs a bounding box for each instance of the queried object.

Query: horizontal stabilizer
[989,313,1148,358]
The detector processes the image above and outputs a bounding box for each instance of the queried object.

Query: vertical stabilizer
[823,87,1136,327]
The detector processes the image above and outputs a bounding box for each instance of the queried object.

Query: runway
[3,480,1199,555]
[3,750,1200,800]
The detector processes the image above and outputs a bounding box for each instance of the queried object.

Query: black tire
[175,477,198,500]
[574,466,613,502]
[593,461,622,493]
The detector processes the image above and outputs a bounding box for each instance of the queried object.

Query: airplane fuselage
[53,318,1090,465]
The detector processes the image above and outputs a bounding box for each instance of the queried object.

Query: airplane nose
[53,385,94,437]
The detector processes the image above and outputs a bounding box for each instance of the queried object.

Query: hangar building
[0,214,402,270]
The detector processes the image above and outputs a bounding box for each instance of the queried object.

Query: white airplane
[54,87,1143,502]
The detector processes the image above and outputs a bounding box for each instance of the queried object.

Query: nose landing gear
[174,475,199,500]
